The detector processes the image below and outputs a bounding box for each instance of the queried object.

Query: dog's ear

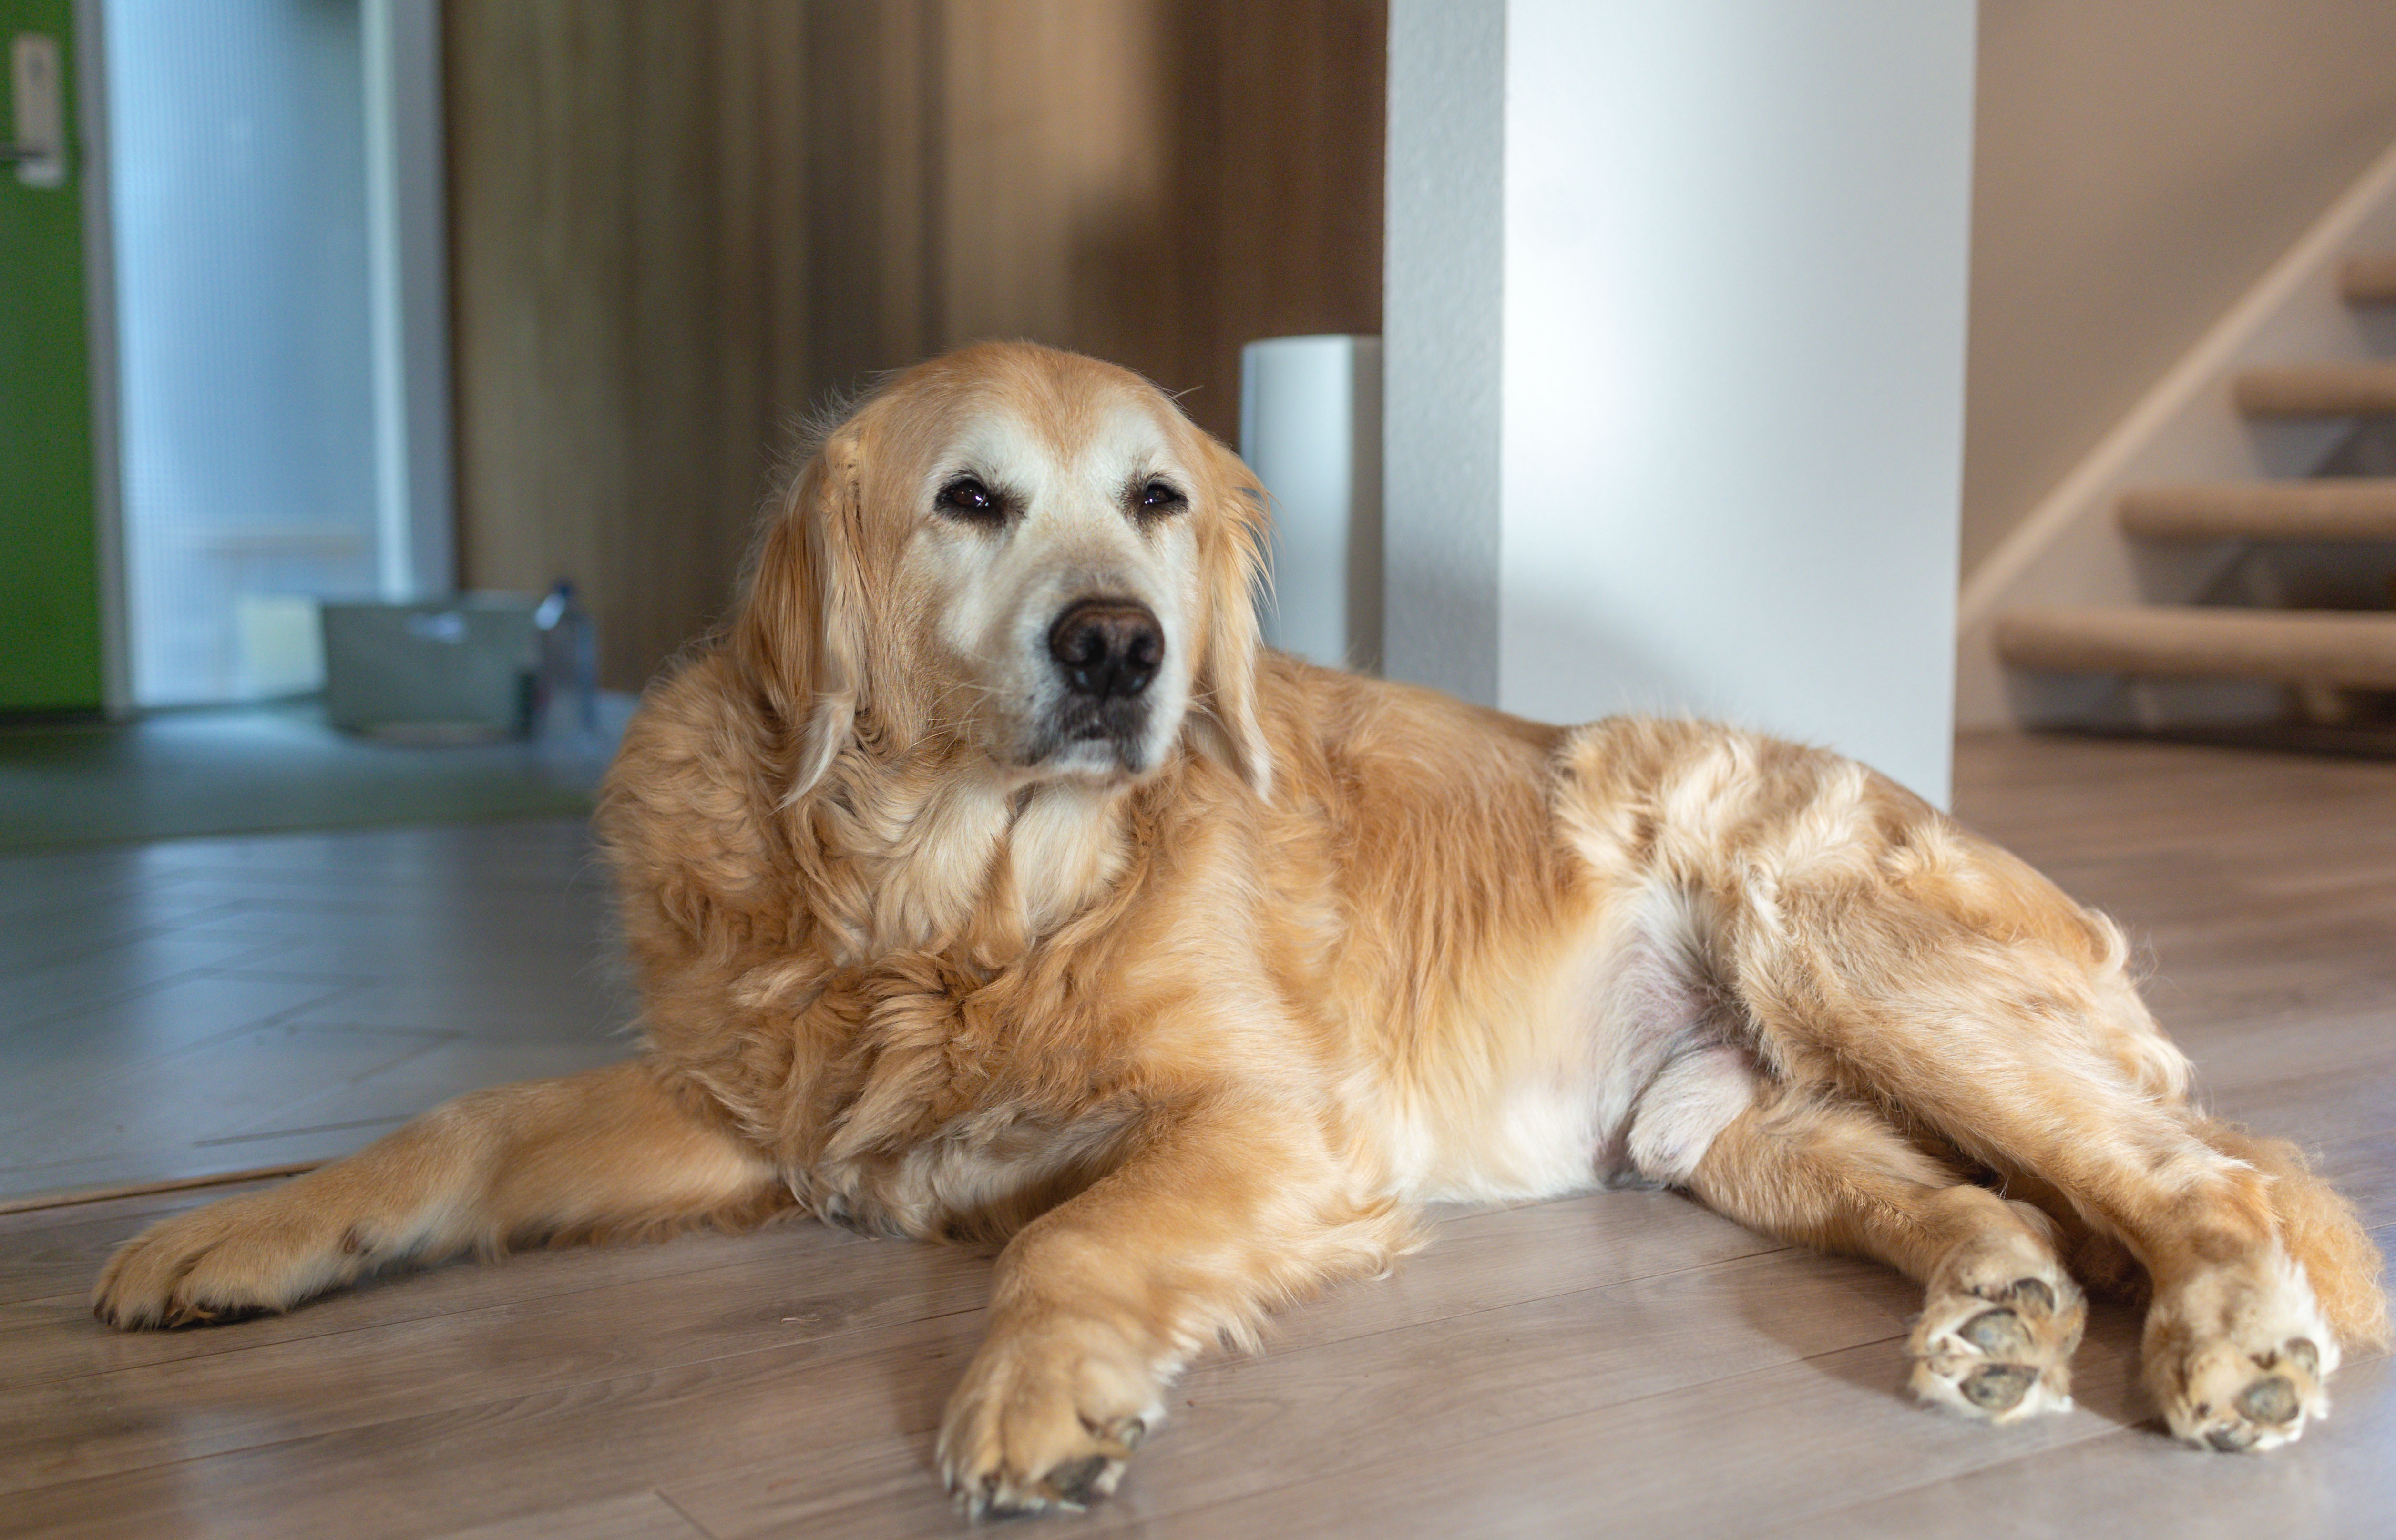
[733,435,868,803]
[1188,439,1275,799]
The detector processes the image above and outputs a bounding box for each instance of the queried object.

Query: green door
[0,0,105,713]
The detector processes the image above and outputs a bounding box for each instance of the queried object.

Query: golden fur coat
[98,343,2386,1519]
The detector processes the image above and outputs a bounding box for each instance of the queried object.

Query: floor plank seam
[0,971,373,1057]
[652,1486,723,1539]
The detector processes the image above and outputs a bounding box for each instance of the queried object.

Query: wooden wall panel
[917,0,1386,440]
[1154,0,1389,435]
[448,0,1384,690]
[799,1,936,398]
[447,0,810,690]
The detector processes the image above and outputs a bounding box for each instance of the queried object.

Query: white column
[1241,336,1384,672]
[364,0,455,601]
[1382,0,1506,705]
[1385,0,1976,805]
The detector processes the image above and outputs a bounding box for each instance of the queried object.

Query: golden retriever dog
[96,341,2386,1517]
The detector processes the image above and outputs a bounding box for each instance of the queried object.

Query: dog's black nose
[1048,599,1163,701]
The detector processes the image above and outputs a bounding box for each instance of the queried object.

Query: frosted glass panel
[108,0,377,706]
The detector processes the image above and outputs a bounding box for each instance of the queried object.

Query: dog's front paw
[937,1317,1163,1520]
[93,1190,361,1330]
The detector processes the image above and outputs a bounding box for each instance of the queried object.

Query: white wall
[1387,0,1976,805]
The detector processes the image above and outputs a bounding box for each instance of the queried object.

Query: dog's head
[735,342,1273,803]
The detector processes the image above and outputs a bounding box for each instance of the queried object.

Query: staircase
[1988,252,2396,738]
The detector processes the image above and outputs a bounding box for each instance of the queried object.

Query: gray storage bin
[320,595,541,740]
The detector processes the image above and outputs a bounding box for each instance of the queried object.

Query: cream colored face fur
[902,397,1206,783]
[93,342,2387,1525]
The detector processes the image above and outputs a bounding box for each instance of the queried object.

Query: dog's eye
[935,476,1003,523]
[1136,479,1186,515]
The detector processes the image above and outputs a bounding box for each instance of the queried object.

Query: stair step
[2118,479,2396,541]
[1995,606,2396,688]
[2233,362,2396,417]
[2342,254,2396,304]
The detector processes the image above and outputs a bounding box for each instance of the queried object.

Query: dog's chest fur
[660,754,1204,1239]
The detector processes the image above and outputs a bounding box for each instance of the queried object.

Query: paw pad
[2235,1377,2299,1426]
[1959,1307,2035,1358]
[1983,1275,2056,1311]
[1960,1363,2039,1413]
[1044,1454,1113,1508]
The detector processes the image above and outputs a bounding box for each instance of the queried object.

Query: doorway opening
[103,0,451,708]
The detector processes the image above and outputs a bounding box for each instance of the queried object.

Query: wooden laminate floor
[2,732,2392,1538]
[0,822,631,1205]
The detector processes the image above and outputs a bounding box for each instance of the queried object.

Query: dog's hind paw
[2145,1245,2341,1453]
[2166,1336,2325,1452]
[1909,1266,2085,1424]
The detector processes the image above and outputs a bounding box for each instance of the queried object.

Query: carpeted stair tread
[2234,362,2396,418]
[1995,606,2396,687]
[2117,479,2396,541]
[2341,254,2396,305]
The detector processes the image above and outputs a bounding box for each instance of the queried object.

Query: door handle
[8,32,65,187]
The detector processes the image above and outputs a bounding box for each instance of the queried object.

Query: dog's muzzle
[1039,597,1162,764]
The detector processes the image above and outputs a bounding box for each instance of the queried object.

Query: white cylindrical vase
[1238,335,1383,672]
